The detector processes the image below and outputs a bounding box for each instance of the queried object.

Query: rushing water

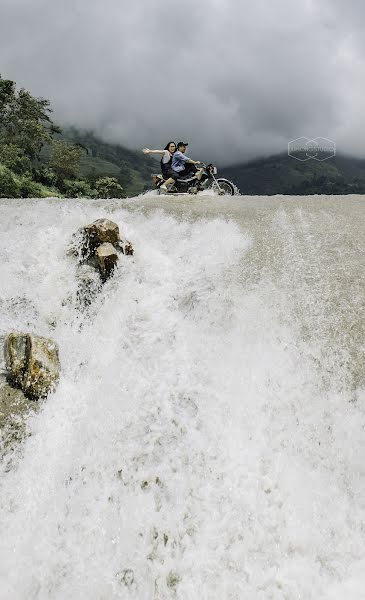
[0,193,364,599]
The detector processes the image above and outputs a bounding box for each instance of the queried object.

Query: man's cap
[177,141,188,147]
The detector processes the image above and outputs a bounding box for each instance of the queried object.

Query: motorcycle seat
[176,176,196,183]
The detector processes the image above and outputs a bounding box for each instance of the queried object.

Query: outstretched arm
[143,148,165,155]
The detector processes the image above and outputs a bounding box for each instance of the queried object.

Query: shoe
[160,183,168,193]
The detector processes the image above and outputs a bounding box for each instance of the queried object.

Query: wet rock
[96,242,118,281]
[0,382,36,454]
[0,383,31,427]
[69,219,134,301]
[4,332,28,387]
[23,335,60,399]
[70,219,134,261]
[4,333,60,399]
[67,219,119,262]
[84,218,120,250]
[117,239,134,256]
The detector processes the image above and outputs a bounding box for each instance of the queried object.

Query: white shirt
[162,150,171,164]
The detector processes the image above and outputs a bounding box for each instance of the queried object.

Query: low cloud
[1,0,364,165]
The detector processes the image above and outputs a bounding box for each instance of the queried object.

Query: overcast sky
[1,0,364,165]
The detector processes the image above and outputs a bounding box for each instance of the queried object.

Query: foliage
[0,143,29,173]
[61,128,155,196]
[63,179,95,198]
[32,166,58,187]
[0,74,66,198]
[0,74,155,198]
[0,164,20,198]
[18,175,44,198]
[0,75,60,166]
[95,176,124,198]
[50,141,82,181]
[0,163,61,198]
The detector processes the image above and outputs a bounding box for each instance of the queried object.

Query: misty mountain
[49,128,365,197]
[221,153,365,195]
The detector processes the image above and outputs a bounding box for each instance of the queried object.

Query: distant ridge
[57,130,365,196]
[221,152,365,195]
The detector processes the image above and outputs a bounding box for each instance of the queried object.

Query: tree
[95,177,124,198]
[50,141,82,181]
[0,165,20,198]
[0,143,29,173]
[0,75,60,166]
[63,179,94,198]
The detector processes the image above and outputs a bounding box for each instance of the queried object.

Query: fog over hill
[1,0,365,164]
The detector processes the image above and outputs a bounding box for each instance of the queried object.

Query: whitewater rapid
[0,194,364,599]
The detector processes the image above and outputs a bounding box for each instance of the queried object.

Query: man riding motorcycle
[171,142,204,184]
[143,139,237,195]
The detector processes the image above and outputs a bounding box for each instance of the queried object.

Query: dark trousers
[173,164,197,180]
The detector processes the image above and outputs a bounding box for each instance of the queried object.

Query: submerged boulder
[84,218,120,248]
[69,218,134,295]
[76,218,134,260]
[96,242,118,280]
[67,219,120,262]
[22,335,60,398]
[4,332,28,387]
[4,333,60,399]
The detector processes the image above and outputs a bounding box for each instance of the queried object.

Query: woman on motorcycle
[143,142,176,192]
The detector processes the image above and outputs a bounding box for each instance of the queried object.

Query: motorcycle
[151,163,238,196]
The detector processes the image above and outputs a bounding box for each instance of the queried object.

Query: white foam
[0,196,364,599]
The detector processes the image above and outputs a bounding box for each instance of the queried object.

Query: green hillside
[59,129,156,196]
[0,74,159,198]
[221,153,365,195]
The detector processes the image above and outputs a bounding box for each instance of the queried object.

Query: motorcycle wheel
[212,179,235,196]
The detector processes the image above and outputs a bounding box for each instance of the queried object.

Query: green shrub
[63,179,95,198]
[50,141,82,180]
[95,176,124,199]
[32,166,58,187]
[0,165,20,198]
[18,175,44,198]
[0,143,29,174]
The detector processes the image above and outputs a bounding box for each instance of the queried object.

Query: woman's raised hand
[142,148,150,154]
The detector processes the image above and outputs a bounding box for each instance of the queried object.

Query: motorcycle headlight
[213,167,217,175]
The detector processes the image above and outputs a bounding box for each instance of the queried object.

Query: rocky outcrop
[69,219,134,293]
[4,333,60,399]
[96,242,119,281]
[69,219,134,262]
[3,332,27,387]
[84,218,120,249]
